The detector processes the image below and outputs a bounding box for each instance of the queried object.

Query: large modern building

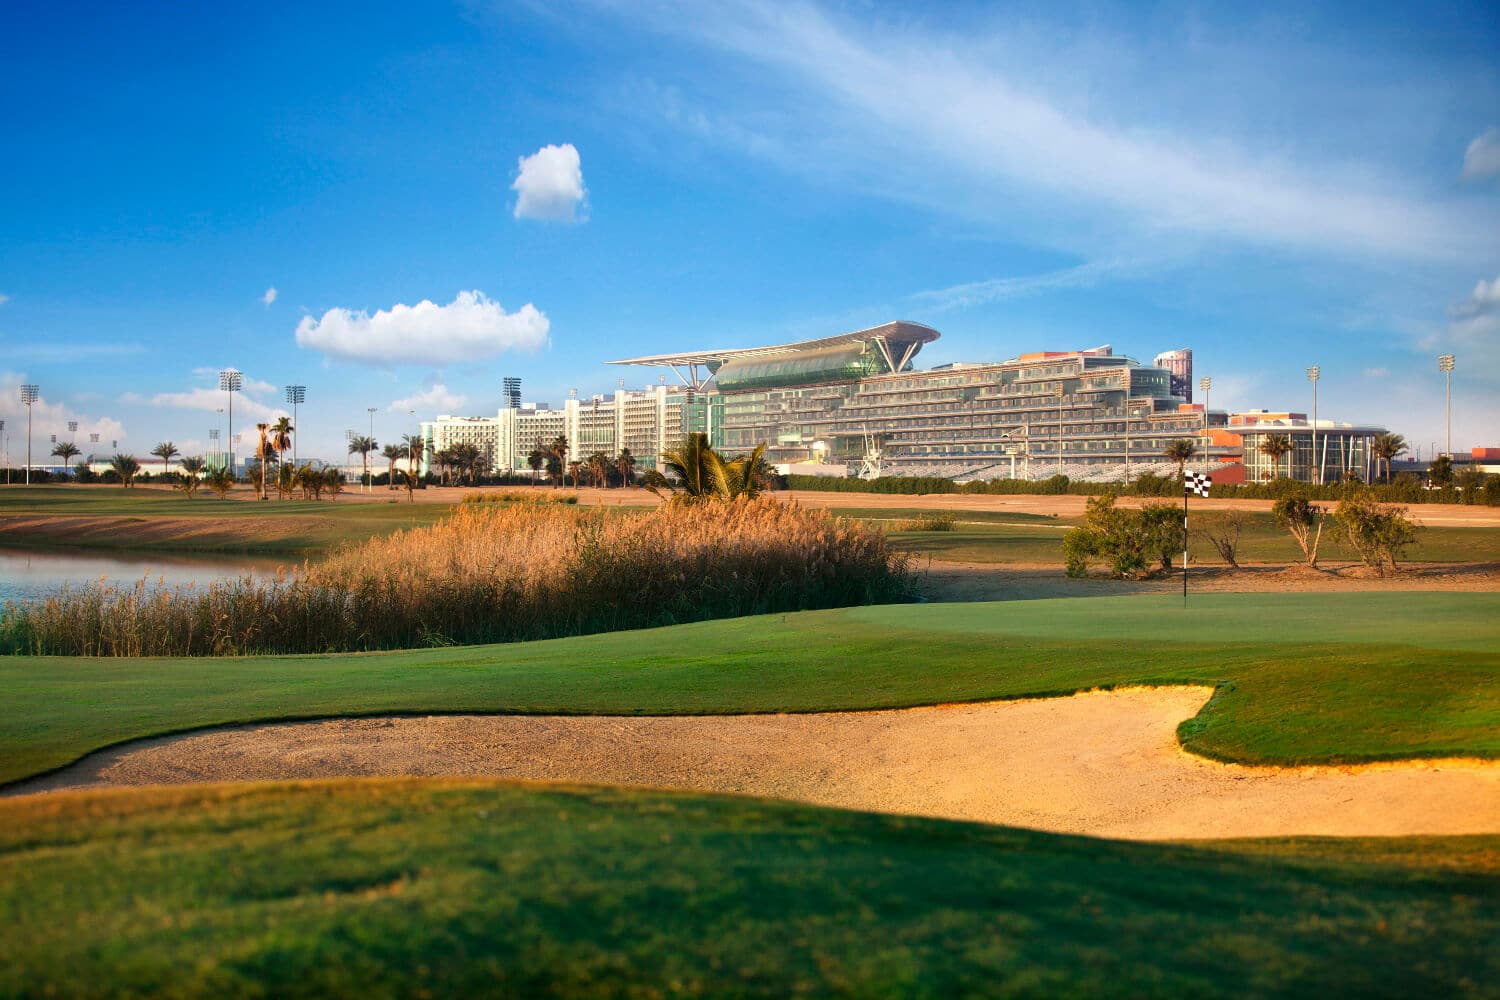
[611,322,1243,480]
[419,320,1385,483]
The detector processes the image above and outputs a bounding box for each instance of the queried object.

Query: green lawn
[5,592,1497,786]
[885,512,1500,565]
[1,781,1494,997]
[0,485,466,554]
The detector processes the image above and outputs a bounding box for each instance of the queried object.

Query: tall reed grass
[2,498,914,657]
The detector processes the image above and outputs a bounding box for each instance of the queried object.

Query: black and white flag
[1184,471,1212,497]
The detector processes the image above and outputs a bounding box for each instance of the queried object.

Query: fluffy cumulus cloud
[295,290,549,365]
[149,387,286,422]
[262,286,278,306]
[389,384,468,414]
[1450,274,1500,320]
[0,372,127,451]
[512,143,588,222]
[1462,127,1500,181]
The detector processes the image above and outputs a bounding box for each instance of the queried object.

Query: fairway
[5,591,1497,787]
[1,781,1495,998]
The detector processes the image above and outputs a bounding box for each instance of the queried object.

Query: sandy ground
[12,687,1497,841]
[918,559,1500,601]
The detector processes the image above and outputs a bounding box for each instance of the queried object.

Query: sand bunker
[11,687,1498,840]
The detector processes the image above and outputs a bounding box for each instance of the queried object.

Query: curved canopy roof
[608,320,940,370]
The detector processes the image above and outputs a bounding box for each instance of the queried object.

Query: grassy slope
[1,781,1494,997]
[884,513,1500,565]
[0,485,456,554]
[5,592,1497,785]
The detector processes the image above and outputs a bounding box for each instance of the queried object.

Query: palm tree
[177,456,206,498]
[587,450,611,488]
[643,434,768,502]
[110,453,141,488]
[268,418,294,498]
[150,441,179,480]
[526,445,545,486]
[347,435,376,489]
[400,433,424,501]
[616,447,635,488]
[1370,432,1407,484]
[381,444,404,489]
[205,463,234,499]
[1163,439,1196,482]
[253,424,276,499]
[548,435,570,487]
[51,441,81,476]
[1259,434,1294,480]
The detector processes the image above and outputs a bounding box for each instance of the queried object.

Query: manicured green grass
[887,513,1500,565]
[1,781,1494,997]
[0,485,459,554]
[5,592,1497,786]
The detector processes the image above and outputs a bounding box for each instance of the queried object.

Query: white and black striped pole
[1183,472,1212,606]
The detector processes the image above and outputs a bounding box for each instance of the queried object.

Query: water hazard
[0,548,289,605]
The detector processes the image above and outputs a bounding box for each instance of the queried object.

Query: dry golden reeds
[1,498,913,657]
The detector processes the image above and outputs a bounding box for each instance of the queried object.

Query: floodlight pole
[1438,355,1454,458]
[1306,366,1320,484]
[367,407,378,492]
[219,370,242,475]
[1199,376,1212,473]
[285,385,306,468]
[20,385,39,485]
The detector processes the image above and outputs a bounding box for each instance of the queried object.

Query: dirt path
[12,688,1497,841]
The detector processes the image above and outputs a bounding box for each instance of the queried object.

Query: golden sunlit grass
[1,498,913,656]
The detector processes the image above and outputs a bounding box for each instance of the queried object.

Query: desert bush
[1333,489,1419,575]
[1063,494,1182,579]
[891,512,958,532]
[1,498,914,657]
[1272,492,1326,567]
[1194,511,1246,568]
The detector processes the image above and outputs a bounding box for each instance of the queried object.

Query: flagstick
[1182,483,1189,608]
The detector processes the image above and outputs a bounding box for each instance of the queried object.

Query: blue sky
[1,0,1497,465]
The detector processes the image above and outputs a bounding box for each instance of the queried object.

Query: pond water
[0,548,290,605]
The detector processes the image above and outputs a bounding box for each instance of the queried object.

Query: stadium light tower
[367,407,378,492]
[1305,366,1320,484]
[1437,354,1455,457]
[1199,376,1212,473]
[20,384,39,484]
[219,370,242,473]
[0,419,6,484]
[284,385,306,467]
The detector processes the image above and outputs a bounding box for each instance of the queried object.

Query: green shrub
[1333,488,1420,575]
[1063,494,1181,580]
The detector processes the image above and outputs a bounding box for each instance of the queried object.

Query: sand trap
[10,687,1498,840]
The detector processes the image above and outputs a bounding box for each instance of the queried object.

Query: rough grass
[2,592,1496,786]
[890,511,958,531]
[1,781,1495,998]
[1,498,913,656]
[885,513,1500,565]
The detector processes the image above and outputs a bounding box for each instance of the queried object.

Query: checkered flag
[1184,471,1212,497]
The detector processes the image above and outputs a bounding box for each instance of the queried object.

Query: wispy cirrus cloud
[609,1,1495,263]
[1,341,146,364]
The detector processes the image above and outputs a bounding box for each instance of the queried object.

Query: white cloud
[295,290,549,365]
[118,392,144,404]
[512,143,588,222]
[263,286,278,306]
[1462,127,1500,181]
[619,2,1494,262]
[150,387,287,422]
[389,384,468,414]
[913,258,1133,311]
[0,294,8,306]
[1449,274,1500,320]
[0,372,127,452]
[1363,367,1389,378]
